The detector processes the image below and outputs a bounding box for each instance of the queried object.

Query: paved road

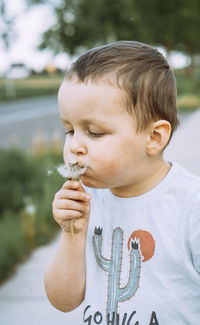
[0,96,58,124]
[0,98,199,325]
[0,236,83,325]
[0,96,65,150]
[164,109,200,175]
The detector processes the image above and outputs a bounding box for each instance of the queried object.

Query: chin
[82,180,99,188]
[81,177,108,189]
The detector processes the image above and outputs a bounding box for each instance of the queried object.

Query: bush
[0,148,44,216]
[0,147,63,282]
[0,211,28,282]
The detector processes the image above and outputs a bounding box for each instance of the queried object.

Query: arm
[44,180,91,312]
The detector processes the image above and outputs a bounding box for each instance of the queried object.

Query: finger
[54,198,89,213]
[62,180,81,190]
[54,208,83,220]
[55,189,91,202]
[62,180,88,193]
[60,217,88,234]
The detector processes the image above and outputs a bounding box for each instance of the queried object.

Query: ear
[146,120,171,155]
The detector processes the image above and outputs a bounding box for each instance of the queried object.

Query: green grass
[174,68,200,111]
[0,74,63,102]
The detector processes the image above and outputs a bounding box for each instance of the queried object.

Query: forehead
[58,79,128,119]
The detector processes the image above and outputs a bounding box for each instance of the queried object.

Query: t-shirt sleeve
[189,197,200,274]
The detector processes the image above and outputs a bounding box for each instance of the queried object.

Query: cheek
[90,141,130,175]
[92,136,145,173]
[63,140,70,163]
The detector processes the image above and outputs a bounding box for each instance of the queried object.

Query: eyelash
[65,130,73,136]
[65,130,105,138]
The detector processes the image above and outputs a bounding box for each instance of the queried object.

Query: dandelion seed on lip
[56,162,87,179]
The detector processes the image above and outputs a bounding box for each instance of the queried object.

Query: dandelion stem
[66,168,81,241]
[70,219,75,241]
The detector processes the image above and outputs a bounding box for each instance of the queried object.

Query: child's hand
[52,180,91,236]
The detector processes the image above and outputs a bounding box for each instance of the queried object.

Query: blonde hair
[66,41,179,136]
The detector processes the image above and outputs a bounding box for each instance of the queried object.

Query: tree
[27,0,200,59]
[133,0,200,75]
[133,0,200,57]
[0,0,16,51]
[28,0,140,55]
[0,0,17,97]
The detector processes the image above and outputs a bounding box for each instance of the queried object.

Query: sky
[0,0,190,77]
[0,0,73,75]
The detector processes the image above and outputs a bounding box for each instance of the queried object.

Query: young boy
[44,41,200,324]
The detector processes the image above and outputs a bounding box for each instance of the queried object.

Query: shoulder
[167,164,200,273]
[171,162,200,200]
[174,162,200,184]
[174,164,200,227]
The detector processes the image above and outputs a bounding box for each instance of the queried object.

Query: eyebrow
[61,117,110,127]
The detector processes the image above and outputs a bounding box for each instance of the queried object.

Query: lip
[69,161,88,176]
[77,163,87,169]
[66,159,87,169]
[76,163,89,171]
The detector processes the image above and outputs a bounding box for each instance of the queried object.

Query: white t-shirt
[82,162,200,325]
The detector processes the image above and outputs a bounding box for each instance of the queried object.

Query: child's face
[58,79,153,197]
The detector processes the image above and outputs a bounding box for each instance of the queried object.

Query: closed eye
[65,129,74,136]
[64,129,106,138]
[88,130,105,138]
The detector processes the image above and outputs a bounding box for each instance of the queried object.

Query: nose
[66,133,87,156]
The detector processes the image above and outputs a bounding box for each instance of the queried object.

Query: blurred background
[0,0,200,324]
